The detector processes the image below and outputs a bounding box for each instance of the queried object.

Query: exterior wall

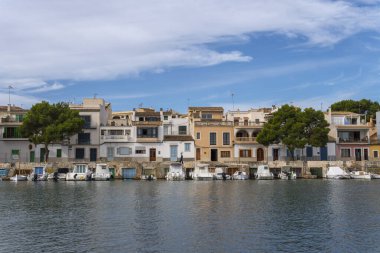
[336,144,370,161]
[161,141,195,161]
[369,145,380,161]
[194,125,234,162]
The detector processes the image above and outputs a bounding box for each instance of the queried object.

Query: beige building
[188,107,234,164]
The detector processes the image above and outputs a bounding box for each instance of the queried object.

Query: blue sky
[1,0,380,112]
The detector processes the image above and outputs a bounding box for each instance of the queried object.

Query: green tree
[257,105,329,160]
[331,99,380,121]
[20,101,84,162]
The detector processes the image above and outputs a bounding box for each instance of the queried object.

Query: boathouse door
[122,168,136,179]
[150,148,156,161]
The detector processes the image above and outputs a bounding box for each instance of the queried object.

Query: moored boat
[326,166,350,179]
[350,171,371,179]
[91,163,111,181]
[27,165,48,181]
[66,164,92,181]
[191,164,213,181]
[47,168,69,181]
[371,173,380,179]
[256,165,274,180]
[232,171,248,180]
[10,174,27,181]
[166,162,185,181]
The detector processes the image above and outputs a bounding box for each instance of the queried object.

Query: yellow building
[369,128,380,161]
[188,107,234,163]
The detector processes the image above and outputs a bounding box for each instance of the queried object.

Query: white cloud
[0,0,379,87]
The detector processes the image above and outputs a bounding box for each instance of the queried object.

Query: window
[178,126,187,135]
[80,115,91,128]
[56,149,62,158]
[196,132,201,140]
[202,113,212,119]
[117,147,132,155]
[75,148,85,159]
[137,127,158,138]
[341,148,351,158]
[11,149,20,160]
[184,143,191,152]
[374,150,379,158]
[135,147,146,154]
[221,151,230,157]
[3,127,22,138]
[164,125,169,135]
[239,149,252,158]
[78,132,91,144]
[210,132,216,145]
[223,132,230,145]
[164,115,168,120]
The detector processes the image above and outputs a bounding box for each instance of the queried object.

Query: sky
[1,0,380,113]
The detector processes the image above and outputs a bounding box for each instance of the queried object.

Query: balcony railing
[132,121,162,126]
[101,135,133,141]
[235,137,257,143]
[338,137,369,143]
[233,122,264,127]
[195,121,233,126]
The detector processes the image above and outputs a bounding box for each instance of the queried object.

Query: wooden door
[196,148,201,160]
[257,148,264,161]
[150,148,156,161]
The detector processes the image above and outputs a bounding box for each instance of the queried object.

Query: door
[90,148,97,162]
[122,168,136,179]
[257,148,264,161]
[355,148,362,161]
[30,151,35,163]
[306,147,313,158]
[196,148,201,160]
[320,146,328,161]
[150,148,156,162]
[364,148,369,161]
[107,147,114,161]
[211,149,218,161]
[170,146,177,161]
[273,149,279,161]
[40,148,46,162]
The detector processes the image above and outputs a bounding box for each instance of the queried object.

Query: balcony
[132,121,162,126]
[338,137,369,144]
[136,137,160,143]
[235,137,258,144]
[195,121,233,127]
[101,135,133,142]
[234,122,264,128]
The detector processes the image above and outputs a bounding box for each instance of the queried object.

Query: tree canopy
[257,105,329,160]
[331,99,380,121]
[20,101,84,162]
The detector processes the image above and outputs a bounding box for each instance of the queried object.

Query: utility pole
[231,92,235,110]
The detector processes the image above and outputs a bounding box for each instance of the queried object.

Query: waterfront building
[69,98,111,162]
[188,107,235,174]
[226,108,270,162]
[369,112,380,161]
[325,109,370,161]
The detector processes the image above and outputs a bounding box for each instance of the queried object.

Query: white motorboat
[191,164,214,180]
[232,171,248,180]
[278,166,296,180]
[10,174,27,181]
[213,167,231,180]
[350,171,371,179]
[47,168,69,181]
[66,164,92,181]
[326,166,350,179]
[371,173,380,179]
[255,165,274,180]
[28,165,48,181]
[91,163,111,181]
[278,171,289,180]
[166,162,185,181]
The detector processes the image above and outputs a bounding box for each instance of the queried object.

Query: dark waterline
[1,180,380,253]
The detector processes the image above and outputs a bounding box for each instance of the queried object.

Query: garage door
[122,168,136,179]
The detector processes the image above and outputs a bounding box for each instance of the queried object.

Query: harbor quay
[2,159,380,180]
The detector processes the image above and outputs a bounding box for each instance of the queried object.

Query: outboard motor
[74,174,77,179]
[222,172,227,181]
[33,173,38,181]
[53,172,59,181]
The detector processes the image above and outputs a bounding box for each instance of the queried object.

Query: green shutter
[56,149,62,158]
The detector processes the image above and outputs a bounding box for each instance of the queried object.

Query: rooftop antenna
[231,92,235,110]
[8,85,13,112]
[93,93,98,99]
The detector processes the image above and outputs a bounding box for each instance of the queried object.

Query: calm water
[1,180,380,253]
